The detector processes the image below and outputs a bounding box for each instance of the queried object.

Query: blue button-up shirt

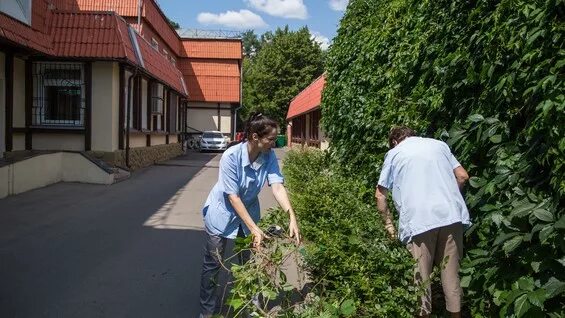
[378,137,470,244]
[203,142,284,238]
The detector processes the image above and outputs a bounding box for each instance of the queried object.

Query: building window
[292,116,306,141]
[310,109,320,140]
[151,38,159,50]
[32,62,85,128]
[0,0,32,25]
[150,83,163,114]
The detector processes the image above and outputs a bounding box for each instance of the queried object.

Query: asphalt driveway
[0,149,285,318]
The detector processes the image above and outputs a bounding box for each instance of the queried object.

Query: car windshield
[202,132,223,139]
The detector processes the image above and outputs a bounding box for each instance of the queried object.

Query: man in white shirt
[375,126,470,318]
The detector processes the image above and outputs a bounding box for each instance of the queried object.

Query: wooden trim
[165,90,171,144]
[186,105,232,110]
[25,59,32,149]
[5,52,13,151]
[166,90,171,131]
[13,127,85,134]
[84,62,92,151]
[132,76,139,130]
[161,86,166,131]
[146,79,152,146]
[138,76,143,129]
[118,64,125,149]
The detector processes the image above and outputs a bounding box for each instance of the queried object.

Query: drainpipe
[125,70,139,169]
[233,56,243,139]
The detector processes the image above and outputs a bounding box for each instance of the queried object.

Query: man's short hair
[388,126,416,148]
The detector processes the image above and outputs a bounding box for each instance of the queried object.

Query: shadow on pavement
[0,152,220,318]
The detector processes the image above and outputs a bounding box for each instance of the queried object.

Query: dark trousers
[199,226,249,315]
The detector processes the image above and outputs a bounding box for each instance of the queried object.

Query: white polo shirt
[378,137,470,243]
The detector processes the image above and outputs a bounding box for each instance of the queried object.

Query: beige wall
[169,134,178,144]
[129,134,146,148]
[13,57,25,127]
[0,51,5,157]
[219,109,232,136]
[0,152,114,199]
[91,62,120,152]
[187,107,217,132]
[187,102,232,135]
[152,134,166,145]
[32,134,84,151]
[13,133,25,151]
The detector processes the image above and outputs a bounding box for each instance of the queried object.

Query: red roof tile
[179,59,240,102]
[0,12,53,54]
[180,39,242,59]
[75,0,139,16]
[50,11,136,62]
[287,74,326,120]
[135,32,187,96]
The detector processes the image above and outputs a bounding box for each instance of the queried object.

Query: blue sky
[156,0,349,49]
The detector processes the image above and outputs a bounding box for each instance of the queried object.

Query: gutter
[233,52,243,139]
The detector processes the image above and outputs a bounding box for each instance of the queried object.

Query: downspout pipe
[125,69,140,169]
[233,54,243,139]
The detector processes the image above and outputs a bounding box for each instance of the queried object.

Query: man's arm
[454,166,469,190]
[375,185,396,239]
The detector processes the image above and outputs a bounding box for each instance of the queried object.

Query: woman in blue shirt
[199,113,300,317]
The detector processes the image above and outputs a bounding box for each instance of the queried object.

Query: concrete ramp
[0,152,129,199]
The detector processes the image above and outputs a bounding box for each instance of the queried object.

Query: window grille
[32,62,85,128]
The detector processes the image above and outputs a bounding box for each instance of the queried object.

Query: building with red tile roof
[0,0,242,169]
[286,74,328,149]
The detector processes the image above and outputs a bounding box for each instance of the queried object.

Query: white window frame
[151,37,159,50]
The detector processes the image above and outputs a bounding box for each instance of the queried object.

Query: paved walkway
[0,149,289,317]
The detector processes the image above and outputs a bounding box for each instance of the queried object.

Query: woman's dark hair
[244,112,278,140]
[388,126,416,148]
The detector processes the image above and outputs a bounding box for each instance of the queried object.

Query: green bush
[283,149,419,317]
[322,0,564,316]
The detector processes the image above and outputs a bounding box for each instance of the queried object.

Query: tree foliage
[241,30,262,58]
[167,17,180,30]
[322,0,564,316]
[242,26,324,130]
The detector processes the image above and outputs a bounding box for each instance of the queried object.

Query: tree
[167,18,180,30]
[242,26,324,131]
[241,30,262,58]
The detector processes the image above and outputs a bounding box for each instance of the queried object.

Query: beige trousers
[408,222,463,315]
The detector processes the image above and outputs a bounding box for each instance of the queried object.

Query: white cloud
[197,10,267,29]
[328,0,348,11]
[311,32,330,50]
[245,0,308,19]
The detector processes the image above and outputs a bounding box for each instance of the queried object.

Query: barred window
[32,62,85,128]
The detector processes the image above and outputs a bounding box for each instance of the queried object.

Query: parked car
[199,131,228,152]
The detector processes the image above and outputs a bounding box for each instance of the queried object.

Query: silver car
[199,131,228,152]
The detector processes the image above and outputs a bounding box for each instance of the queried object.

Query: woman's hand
[289,217,301,245]
[251,227,267,250]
